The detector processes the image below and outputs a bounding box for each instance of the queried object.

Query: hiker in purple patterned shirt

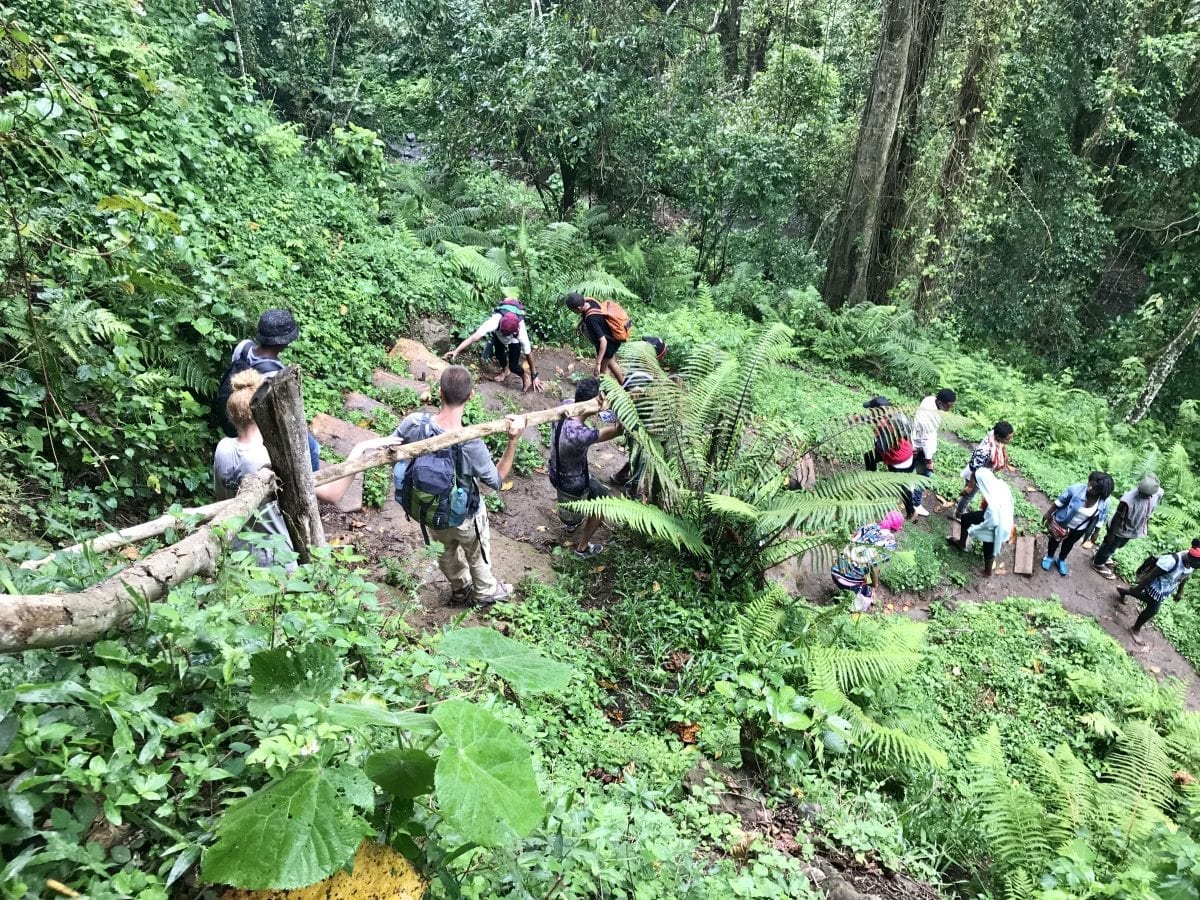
[549,378,623,558]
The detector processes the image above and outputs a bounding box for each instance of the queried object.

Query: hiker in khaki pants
[393,366,523,607]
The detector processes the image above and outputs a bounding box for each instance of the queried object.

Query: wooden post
[252,366,325,561]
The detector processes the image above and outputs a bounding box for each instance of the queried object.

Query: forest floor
[314,330,1200,710]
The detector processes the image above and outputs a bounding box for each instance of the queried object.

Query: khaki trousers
[426,510,497,599]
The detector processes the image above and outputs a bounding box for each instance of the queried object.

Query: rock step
[1014,535,1036,576]
[371,368,433,401]
[312,413,387,514]
[389,337,448,381]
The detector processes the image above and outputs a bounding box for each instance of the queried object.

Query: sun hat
[880,510,905,532]
[498,312,521,336]
[256,309,299,347]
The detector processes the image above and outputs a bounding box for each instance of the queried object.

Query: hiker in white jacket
[910,388,956,517]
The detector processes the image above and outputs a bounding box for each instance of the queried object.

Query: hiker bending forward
[1117,540,1200,646]
[955,421,1014,519]
[444,297,544,393]
[550,378,623,558]
[393,366,523,607]
[565,292,629,383]
[947,468,1014,578]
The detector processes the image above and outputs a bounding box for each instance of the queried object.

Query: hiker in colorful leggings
[1117,540,1200,645]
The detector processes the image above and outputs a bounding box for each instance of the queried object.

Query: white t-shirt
[480,313,531,355]
[213,437,294,568]
[1066,502,1098,530]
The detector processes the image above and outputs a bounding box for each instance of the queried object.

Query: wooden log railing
[2,397,603,653]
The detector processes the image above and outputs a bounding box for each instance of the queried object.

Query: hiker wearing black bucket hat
[214,308,320,470]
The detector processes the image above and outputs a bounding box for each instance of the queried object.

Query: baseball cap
[498,313,521,336]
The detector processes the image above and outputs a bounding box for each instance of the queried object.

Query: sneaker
[448,585,474,605]
[1092,562,1117,580]
[1115,588,1128,605]
[914,504,930,517]
[573,542,604,559]
[1057,559,1069,576]
[1041,555,1053,571]
[1130,627,1146,646]
[474,583,514,607]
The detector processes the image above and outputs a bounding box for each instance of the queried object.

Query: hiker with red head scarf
[1117,539,1200,646]
[831,511,905,612]
[444,297,544,393]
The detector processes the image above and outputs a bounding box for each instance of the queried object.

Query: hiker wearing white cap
[444,297,544,393]
[1092,474,1165,579]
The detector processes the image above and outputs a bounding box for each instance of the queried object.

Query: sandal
[475,583,514,607]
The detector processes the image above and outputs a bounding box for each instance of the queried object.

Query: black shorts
[600,338,623,360]
[491,333,523,376]
[555,478,609,526]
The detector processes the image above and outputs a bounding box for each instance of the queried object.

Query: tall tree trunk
[1126,301,1200,424]
[872,0,947,304]
[741,22,771,90]
[715,0,743,82]
[914,30,1001,320]
[822,0,916,309]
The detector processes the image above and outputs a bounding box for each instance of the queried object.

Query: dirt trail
[781,441,1200,709]
[315,333,1198,708]
[318,327,628,633]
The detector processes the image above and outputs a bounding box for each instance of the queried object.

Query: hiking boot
[573,542,604,559]
[914,504,930,517]
[1041,555,1054,571]
[1056,559,1069,576]
[448,585,474,605]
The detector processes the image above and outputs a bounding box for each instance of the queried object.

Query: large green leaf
[438,628,572,695]
[365,749,436,799]
[248,645,342,719]
[432,701,543,847]
[201,761,372,890]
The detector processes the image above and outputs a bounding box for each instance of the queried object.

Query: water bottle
[450,485,469,520]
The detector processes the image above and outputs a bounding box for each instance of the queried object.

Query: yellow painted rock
[221,842,426,900]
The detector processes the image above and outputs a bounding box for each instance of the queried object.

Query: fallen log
[0,471,275,653]
[1,398,604,653]
[19,498,239,571]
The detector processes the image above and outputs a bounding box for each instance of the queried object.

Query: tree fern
[563,496,708,556]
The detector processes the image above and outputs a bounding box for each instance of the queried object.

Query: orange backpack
[584,298,632,342]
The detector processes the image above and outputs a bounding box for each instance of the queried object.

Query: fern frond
[807,646,925,694]
[566,270,638,302]
[1097,719,1177,841]
[757,533,839,570]
[563,496,709,557]
[440,241,513,287]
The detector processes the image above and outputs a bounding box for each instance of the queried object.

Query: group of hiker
[840,390,1197,644]
[210,294,645,606]
[211,301,1195,645]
